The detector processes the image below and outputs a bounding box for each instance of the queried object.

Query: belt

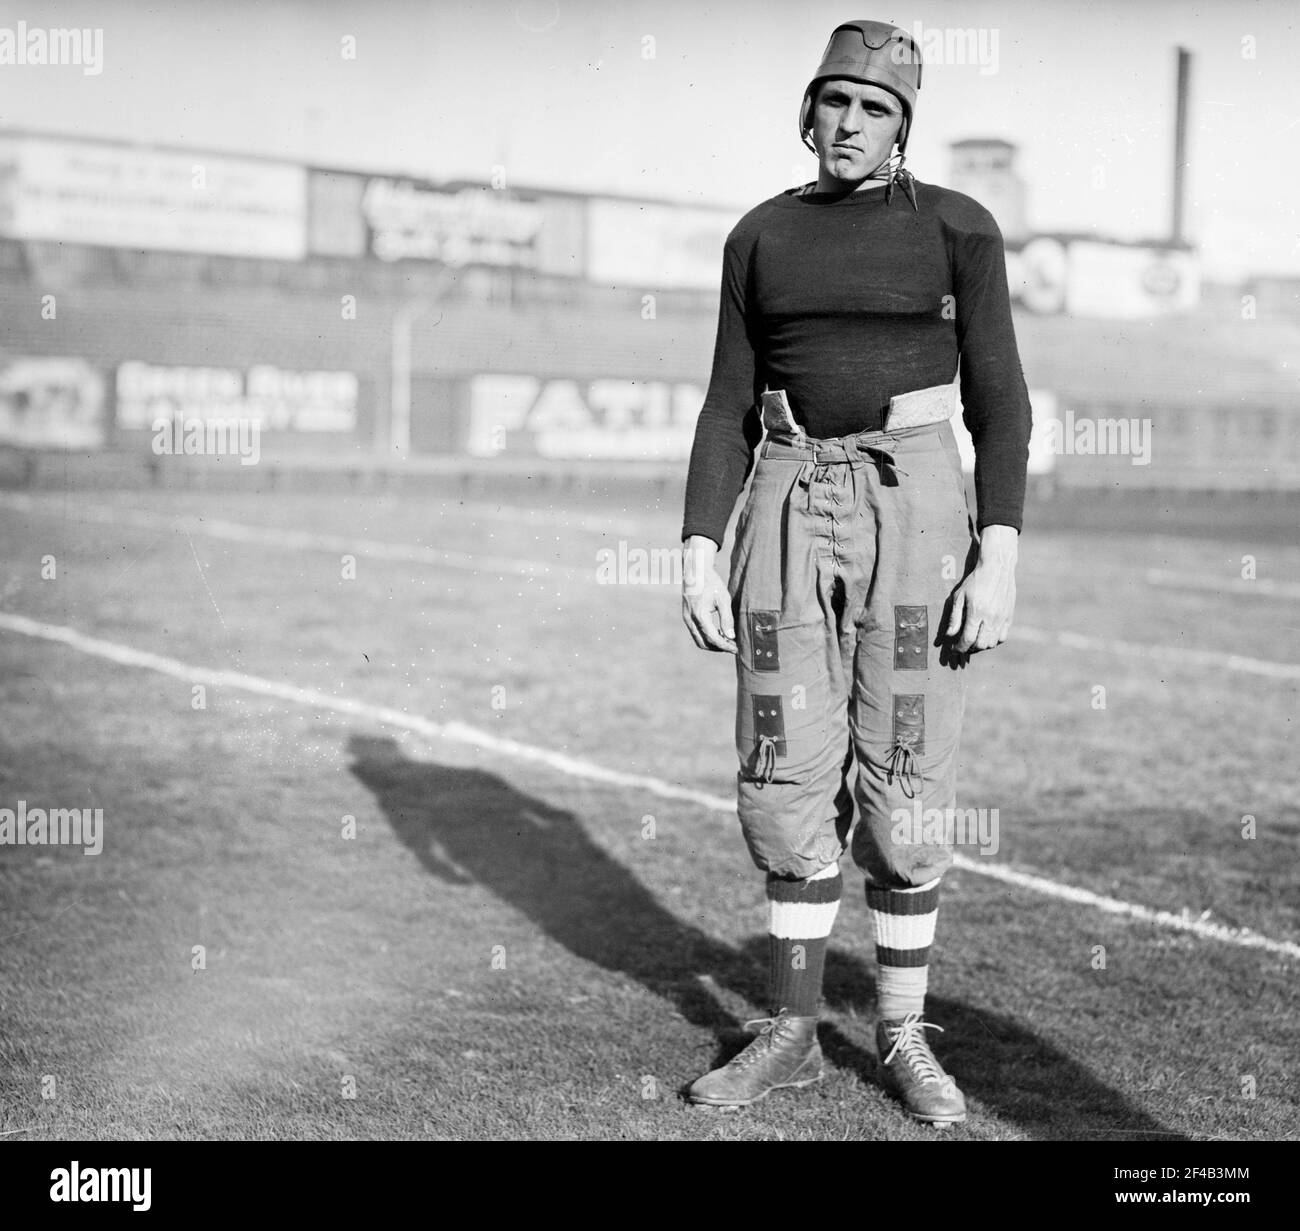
[792,436,904,482]
[761,433,906,515]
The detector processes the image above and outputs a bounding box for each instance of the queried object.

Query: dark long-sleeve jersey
[681,179,1032,547]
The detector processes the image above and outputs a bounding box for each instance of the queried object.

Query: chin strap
[805,148,919,211]
[875,150,919,211]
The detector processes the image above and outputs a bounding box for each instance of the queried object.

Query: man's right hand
[682,535,738,654]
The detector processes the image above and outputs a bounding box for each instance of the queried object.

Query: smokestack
[1172,47,1191,245]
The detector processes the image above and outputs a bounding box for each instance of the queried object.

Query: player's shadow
[784,943,1184,1141]
[348,734,1184,1140]
[347,735,767,1046]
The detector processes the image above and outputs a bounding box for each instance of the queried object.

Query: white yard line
[1,609,1296,962]
[5,493,1300,678]
[193,516,582,580]
[1145,568,1300,601]
[0,493,579,580]
[1012,626,1300,682]
[436,500,651,536]
[0,490,650,538]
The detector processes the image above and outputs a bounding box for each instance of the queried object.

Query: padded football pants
[729,405,979,887]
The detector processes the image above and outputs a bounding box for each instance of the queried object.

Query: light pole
[389,265,456,459]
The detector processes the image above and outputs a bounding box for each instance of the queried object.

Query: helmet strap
[867,149,920,211]
[798,131,918,211]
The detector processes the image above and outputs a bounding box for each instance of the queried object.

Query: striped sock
[767,861,842,1017]
[865,878,941,1020]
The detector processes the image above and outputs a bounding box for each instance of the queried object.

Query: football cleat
[875,1011,967,1125]
[688,1009,823,1107]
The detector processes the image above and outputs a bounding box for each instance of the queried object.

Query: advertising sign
[307,169,367,258]
[0,355,104,449]
[361,178,543,265]
[1064,240,1200,319]
[0,135,306,259]
[586,198,737,290]
[115,362,357,432]
[465,374,703,459]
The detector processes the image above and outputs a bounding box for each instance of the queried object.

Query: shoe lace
[727,1016,780,1070]
[881,1012,947,1083]
[753,735,778,785]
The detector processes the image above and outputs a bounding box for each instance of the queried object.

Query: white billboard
[586,199,738,290]
[115,362,357,432]
[0,356,104,449]
[0,135,307,259]
[1007,237,1199,318]
[1064,240,1200,319]
[361,178,543,265]
[466,374,703,459]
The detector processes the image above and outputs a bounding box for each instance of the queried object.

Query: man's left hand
[947,524,1019,653]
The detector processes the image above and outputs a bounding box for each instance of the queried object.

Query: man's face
[811,78,904,188]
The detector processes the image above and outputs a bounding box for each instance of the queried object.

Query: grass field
[0,480,1296,1141]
